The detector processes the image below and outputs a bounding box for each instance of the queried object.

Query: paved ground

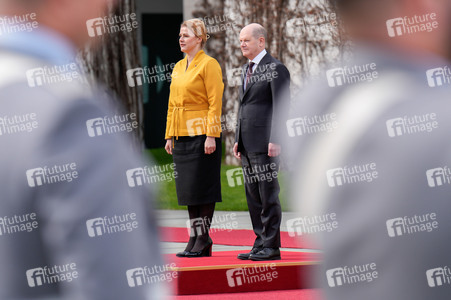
[157,210,321,254]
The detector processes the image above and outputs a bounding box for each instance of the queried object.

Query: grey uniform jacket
[288,47,451,300]
[0,50,165,299]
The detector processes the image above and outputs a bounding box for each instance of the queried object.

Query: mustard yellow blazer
[165,50,224,139]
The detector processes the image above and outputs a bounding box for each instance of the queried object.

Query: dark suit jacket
[235,52,290,153]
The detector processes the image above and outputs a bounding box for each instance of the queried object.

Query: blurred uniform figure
[287,0,451,299]
[0,0,165,299]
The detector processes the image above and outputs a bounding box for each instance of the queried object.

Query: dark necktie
[244,62,255,89]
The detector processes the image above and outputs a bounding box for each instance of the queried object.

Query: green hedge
[146,145,288,211]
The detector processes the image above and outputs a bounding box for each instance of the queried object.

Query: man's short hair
[252,25,267,40]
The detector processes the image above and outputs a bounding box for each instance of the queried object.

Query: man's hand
[233,142,241,159]
[205,136,216,154]
[165,139,172,155]
[268,143,281,157]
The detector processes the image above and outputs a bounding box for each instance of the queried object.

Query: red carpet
[168,250,321,268]
[175,289,323,300]
[166,250,321,295]
[160,227,318,249]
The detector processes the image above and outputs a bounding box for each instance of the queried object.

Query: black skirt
[172,135,222,206]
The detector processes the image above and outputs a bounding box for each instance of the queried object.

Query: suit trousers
[241,150,281,248]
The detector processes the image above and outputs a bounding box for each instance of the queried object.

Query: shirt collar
[249,49,267,66]
[0,24,77,65]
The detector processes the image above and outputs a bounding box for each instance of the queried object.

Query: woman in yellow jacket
[165,19,224,257]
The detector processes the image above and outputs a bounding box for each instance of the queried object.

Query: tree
[192,0,346,165]
[79,0,143,149]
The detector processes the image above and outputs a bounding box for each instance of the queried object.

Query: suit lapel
[239,63,248,101]
[242,53,271,100]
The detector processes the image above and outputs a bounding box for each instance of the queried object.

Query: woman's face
[179,26,201,54]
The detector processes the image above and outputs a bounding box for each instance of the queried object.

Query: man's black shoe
[237,247,263,260]
[249,248,281,261]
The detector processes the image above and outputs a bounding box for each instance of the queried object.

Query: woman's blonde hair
[181,19,209,48]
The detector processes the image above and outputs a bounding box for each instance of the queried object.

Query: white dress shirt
[244,49,267,89]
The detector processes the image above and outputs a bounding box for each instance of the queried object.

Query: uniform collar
[0,24,77,65]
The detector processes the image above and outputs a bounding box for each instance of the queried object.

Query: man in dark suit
[233,23,290,261]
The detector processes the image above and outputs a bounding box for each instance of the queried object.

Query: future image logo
[326,63,378,87]
[326,263,378,287]
[285,12,338,37]
[426,167,451,187]
[26,63,81,88]
[0,13,38,36]
[86,113,138,137]
[226,168,244,187]
[286,113,338,137]
[126,68,144,87]
[126,163,177,187]
[186,118,206,137]
[188,217,209,237]
[326,163,378,188]
[0,213,38,236]
[186,213,238,237]
[426,66,451,87]
[386,113,438,138]
[0,113,38,136]
[287,213,338,237]
[126,63,175,87]
[26,263,78,287]
[86,13,138,37]
[201,13,239,34]
[186,114,236,137]
[226,67,244,87]
[386,213,438,237]
[386,13,438,38]
[26,163,78,188]
[126,263,178,287]
[226,264,278,288]
[86,213,138,237]
[426,267,451,287]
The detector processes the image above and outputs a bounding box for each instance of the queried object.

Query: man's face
[52,0,114,48]
[0,0,114,48]
[239,27,263,60]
